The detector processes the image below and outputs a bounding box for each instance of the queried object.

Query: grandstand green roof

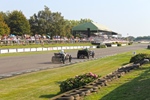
[72,22,111,31]
[72,22,118,35]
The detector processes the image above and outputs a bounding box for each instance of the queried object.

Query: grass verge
[84,63,150,100]
[0,49,150,100]
[0,43,92,49]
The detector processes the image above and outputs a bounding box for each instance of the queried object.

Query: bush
[112,42,117,44]
[97,45,100,48]
[97,45,107,48]
[59,72,100,92]
[101,44,107,48]
[147,45,150,49]
[128,42,133,45]
[129,53,150,64]
[117,43,122,46]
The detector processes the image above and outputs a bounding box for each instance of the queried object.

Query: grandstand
[72,22,128,45]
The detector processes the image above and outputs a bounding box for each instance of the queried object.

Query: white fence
[0,43,127,54]
[0,46,97,54]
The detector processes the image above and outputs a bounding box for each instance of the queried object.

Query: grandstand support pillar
[72,31,76,38]
[87,28,90,38]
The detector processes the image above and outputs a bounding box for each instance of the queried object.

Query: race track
[0,43,148,78]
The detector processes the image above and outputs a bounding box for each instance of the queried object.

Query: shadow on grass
[39,94,57,98]
[39,91,63,99]
[121,62,130,66]
[39,81,63,99]
[100,66,150,100]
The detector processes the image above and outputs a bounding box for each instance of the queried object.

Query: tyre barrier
[52,63,143,100]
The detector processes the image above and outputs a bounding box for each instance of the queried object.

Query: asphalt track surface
[0,43,148,78]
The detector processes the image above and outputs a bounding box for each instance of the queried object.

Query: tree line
[0,5,92,39]
[134,36,150,41]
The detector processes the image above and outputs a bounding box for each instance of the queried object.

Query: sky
[0,0,150,37]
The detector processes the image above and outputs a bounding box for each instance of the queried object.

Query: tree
[79,18,93,24]
[50,12,66,37]
[29,5,93,38]
[29,6,53,36]
[29,14,40,35]
[0,11,10,24]
[29,6,67,38]
[0,13,10,36]
[127,36,135,41]
[8,10,30,36]
[134,36,150,41]
[63,20,74,38]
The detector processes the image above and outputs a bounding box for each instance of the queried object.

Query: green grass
[0,50,60,57]
[84,64,150,100]
[0,49,150,100]
[0,51,49,57]
[0,43,92,49]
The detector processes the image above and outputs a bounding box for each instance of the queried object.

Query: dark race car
[51,53,72,64]
[77,49,95,59]
[147,45,150,49]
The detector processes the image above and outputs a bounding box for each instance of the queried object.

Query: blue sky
[0,0,150,37]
